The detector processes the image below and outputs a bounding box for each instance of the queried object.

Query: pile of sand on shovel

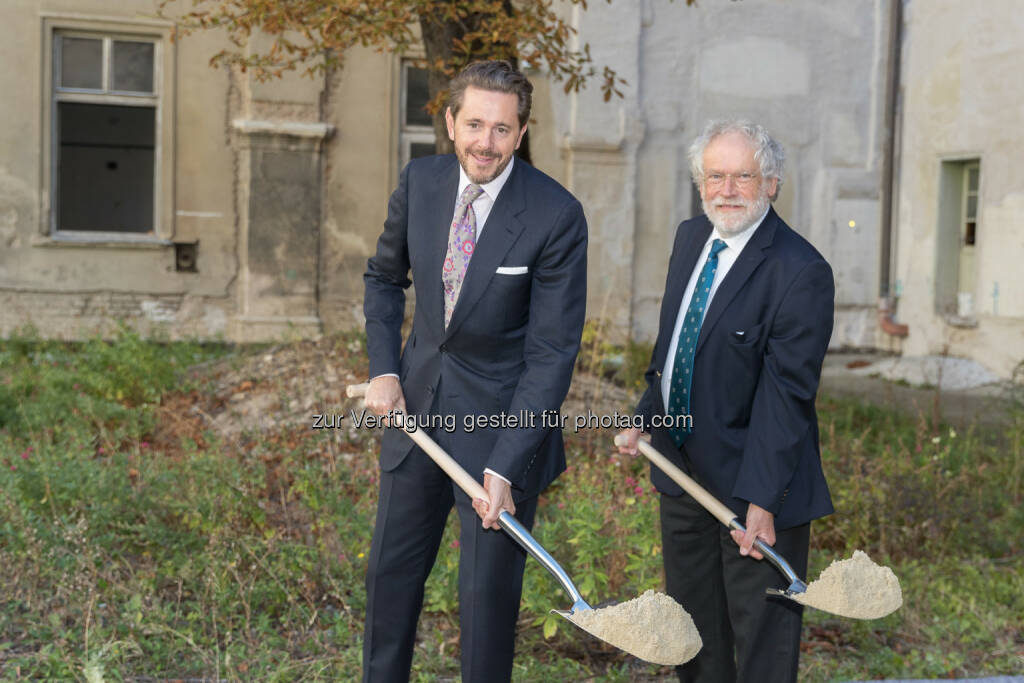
[793,550,903,619]
[568,590,702,665]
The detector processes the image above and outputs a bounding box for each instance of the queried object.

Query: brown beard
[455,145,513,185]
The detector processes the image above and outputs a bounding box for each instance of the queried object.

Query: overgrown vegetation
[0,329,1021,680]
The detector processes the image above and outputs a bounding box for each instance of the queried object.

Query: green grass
[0,330,1021,680]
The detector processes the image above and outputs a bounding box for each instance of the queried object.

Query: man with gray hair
[618,119,834,682]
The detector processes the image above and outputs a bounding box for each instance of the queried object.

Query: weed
[0,332,1020,680]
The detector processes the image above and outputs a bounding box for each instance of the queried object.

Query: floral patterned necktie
[442,183,485,328]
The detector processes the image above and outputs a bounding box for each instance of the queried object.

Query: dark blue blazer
[364,155,588,500]
[637,208,834,530]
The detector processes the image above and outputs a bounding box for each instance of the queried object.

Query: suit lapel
[695,208,778,356]
[425,158,461,331]
[443,161,527,339]
[654,218,712,368]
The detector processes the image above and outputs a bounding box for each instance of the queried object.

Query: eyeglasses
[703,172,760,188]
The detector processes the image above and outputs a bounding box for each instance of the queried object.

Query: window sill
[32,233,173,249]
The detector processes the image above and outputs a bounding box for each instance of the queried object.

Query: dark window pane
[57,102,154,232]
[405,66,432,127]
[410,142,435,160]
[61,37,102,89]
[967,166,979,192]
[690,181,703,218]
[113,41,154,93]
[964,222,976,246]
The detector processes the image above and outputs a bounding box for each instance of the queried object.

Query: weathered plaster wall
[7,0,1020,379]
[0,0,239,338]
[540,0,891,346]
[319,47,395,335]
[893,0,1024,376]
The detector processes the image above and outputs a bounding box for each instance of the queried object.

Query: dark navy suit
[362,154,587,682]
[636,207,834,683]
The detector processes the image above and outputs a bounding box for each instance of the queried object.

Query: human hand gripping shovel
[614,434,902,620]
[348,383,702,665]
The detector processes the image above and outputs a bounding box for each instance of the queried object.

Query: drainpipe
[878,0,908,337]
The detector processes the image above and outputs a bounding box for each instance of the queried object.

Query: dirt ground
[182,339,1017,446]
[819,352,1018,429]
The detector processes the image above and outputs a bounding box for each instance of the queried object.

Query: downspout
[878,0,908,337]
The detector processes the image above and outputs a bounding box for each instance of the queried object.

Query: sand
[568,589,702,665]
[795,550,903,619]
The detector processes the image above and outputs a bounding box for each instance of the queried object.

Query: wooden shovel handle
[347,382,488,502]
[614,433,737,526]
[346,382,370,398]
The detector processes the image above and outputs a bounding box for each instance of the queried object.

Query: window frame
[957,161,980,299]
[934,155,983,323]
[39,14,175,244]
[398,59,436,171]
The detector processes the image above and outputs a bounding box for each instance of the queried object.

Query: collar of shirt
[456,157,515,236]
[658,205,771,404]
[708,204,770,254]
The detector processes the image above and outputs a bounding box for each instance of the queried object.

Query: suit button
[439,344,448,353]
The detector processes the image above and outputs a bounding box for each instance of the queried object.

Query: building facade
[888,0,1024,377]
[1,0,1021,377]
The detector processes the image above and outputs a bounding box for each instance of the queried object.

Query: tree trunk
[417,5,531,164]
[418,14,457,155]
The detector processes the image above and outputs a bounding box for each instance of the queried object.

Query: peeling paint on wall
[140,300,178,323]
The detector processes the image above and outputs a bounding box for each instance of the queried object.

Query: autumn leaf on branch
[162,0,695,152]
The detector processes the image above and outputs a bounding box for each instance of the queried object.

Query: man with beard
[361,60,587,683]
[617,119,834,683]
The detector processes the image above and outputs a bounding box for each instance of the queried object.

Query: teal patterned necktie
[668,239,728,447]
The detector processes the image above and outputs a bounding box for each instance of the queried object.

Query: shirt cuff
[370,373,399,380]
[483,468,511,485]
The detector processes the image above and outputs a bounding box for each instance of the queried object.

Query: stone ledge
[231,119,334,139]
[31,234,173,249]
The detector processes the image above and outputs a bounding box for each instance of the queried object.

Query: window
[690,181,703,219]
[399,62,436,169]
[41,16,174,241]
[935,159,981,319]
[958,163,979,309]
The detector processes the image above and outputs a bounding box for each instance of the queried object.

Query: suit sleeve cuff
[483,468,511,485]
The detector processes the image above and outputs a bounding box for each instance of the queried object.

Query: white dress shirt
[660,207,770,404]
[457,156,515,237]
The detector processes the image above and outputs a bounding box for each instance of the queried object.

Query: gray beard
[704,194,771,238]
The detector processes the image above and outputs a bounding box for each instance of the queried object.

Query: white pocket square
[495,266,529,275]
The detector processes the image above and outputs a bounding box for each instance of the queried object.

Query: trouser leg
[661,489,810,683]
[362,446,454,683]
[724,520,808,683]
[661,491,737,683]
[455,490,538,683]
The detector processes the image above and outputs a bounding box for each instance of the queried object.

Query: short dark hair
[447,60,533,128]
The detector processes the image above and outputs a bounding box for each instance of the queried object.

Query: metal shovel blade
[620,435,901,619]
[499,511,700,665]
[347,383,701,661]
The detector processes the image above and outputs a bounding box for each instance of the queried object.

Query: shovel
[348,383,701,665]
[615,434,902,620]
